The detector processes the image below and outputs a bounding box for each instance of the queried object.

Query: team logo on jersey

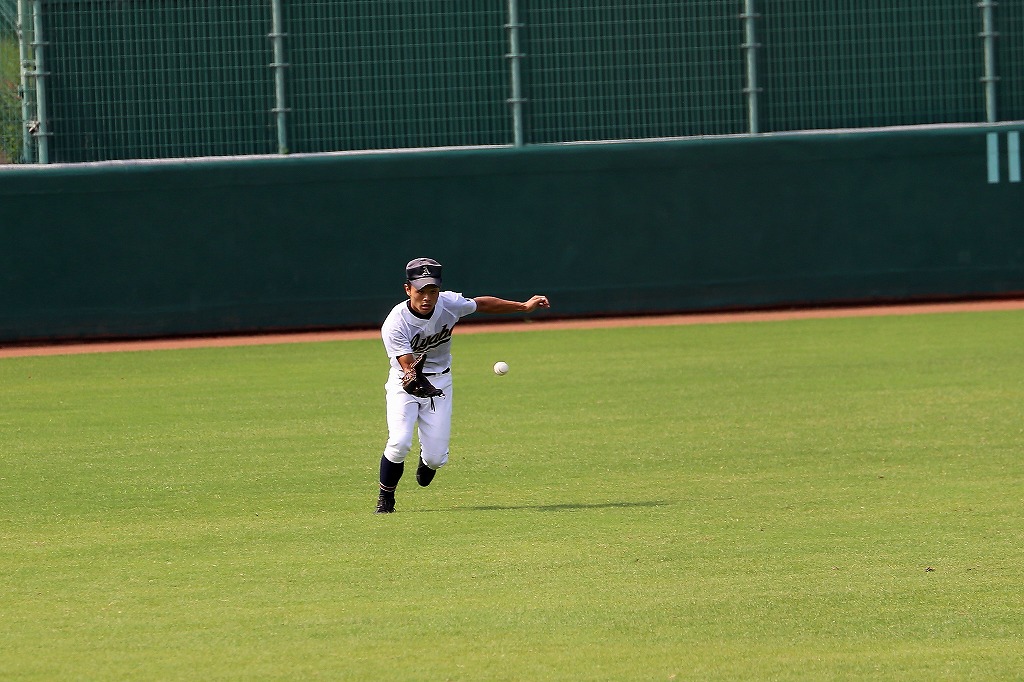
[411,324,453,353]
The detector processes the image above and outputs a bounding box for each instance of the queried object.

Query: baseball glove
[402,354,445,400]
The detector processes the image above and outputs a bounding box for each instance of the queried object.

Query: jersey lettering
[411,325,453,353]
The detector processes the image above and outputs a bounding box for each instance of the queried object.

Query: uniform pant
[382,371,454,469]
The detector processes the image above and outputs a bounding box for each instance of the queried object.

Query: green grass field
[2,310,1022,680]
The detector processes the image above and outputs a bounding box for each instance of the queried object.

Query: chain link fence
[2,0,1022,164]
[761,3,984,131]
[1,0,22,162]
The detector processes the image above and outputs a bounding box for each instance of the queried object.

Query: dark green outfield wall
[1,126,1023,343]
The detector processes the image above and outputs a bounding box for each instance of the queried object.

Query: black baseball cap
[406,257,443,289]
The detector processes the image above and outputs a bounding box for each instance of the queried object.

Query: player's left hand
[402,354,445,399]
[523,295,550,312]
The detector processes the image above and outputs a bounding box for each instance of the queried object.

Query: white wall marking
[1008,132,1021,183]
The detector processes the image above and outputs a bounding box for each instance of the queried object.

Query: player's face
[406,283,440,315]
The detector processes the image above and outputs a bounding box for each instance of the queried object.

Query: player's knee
[420,450,448,469]
[384,438,413,463]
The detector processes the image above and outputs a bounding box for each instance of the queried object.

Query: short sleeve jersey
[381,291,478,375]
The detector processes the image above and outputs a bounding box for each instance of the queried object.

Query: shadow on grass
[450,500,670,513]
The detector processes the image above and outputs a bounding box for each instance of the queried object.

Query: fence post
[979,0,999,123]
[17,0,34,163]
[269,0,290,154]
[505,0,526,146]
[30,0,49,163]
[741,0,761,134]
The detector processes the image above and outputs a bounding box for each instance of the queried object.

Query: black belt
[424,367,451,377]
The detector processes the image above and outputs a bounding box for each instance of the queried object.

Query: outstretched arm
[395,353,417,375]
[473,295,550,314]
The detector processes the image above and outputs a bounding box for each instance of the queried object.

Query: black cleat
[375,493,395,514]
[416,457,436,487]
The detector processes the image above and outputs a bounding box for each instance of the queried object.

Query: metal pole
[269,0,289,154]
[17,0,34,162]
[741,0,761,134]
[979,0,998,123]
[31,0,49,163]
[505,0,526,147]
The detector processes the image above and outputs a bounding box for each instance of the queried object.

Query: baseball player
[376,257,550,513]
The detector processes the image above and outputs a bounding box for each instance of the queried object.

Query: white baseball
[493,361,509,376]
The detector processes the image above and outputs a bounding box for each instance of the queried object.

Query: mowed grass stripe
[1,310,1022,680]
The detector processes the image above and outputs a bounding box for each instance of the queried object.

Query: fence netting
[2,0,1022,164]
[1,0,21,162]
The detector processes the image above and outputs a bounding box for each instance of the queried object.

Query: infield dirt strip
[1,299,1023,359]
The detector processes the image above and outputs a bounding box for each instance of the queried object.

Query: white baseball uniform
[380,290,478,468]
